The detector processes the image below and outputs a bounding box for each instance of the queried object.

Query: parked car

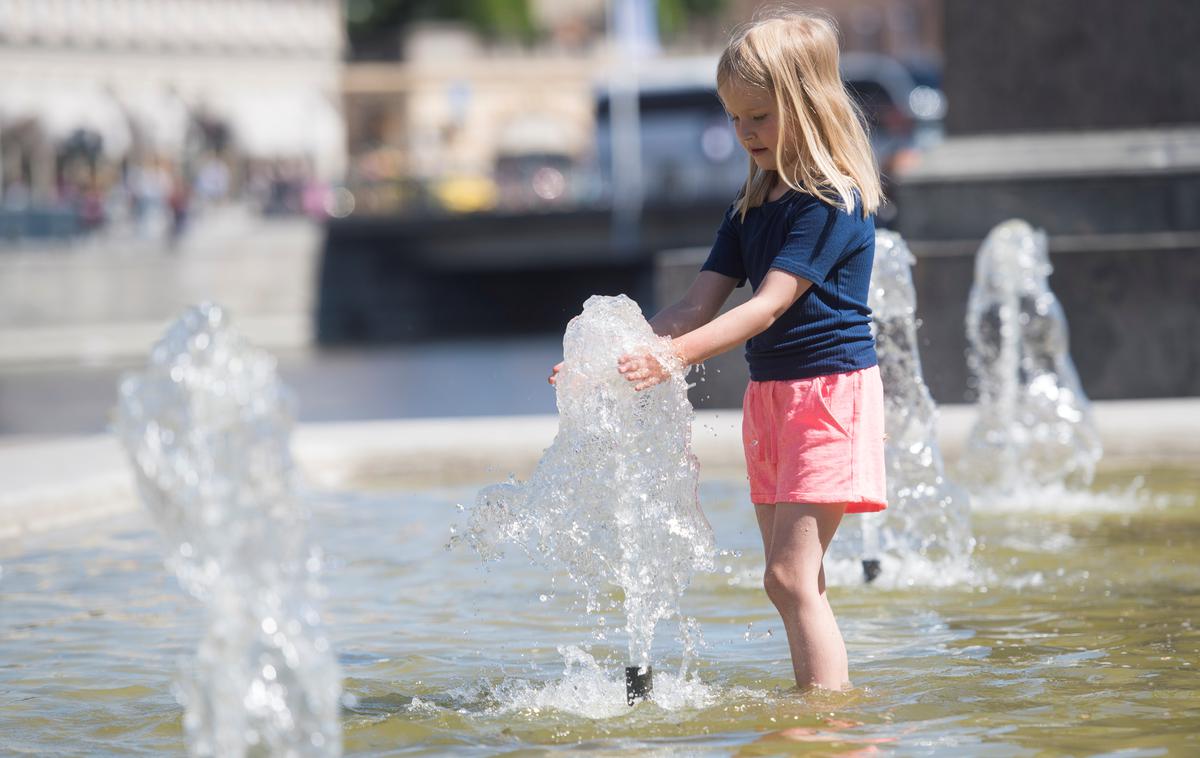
[595,77,746,205]
[593,53,943,225]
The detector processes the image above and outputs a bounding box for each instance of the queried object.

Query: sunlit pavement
[2,398,1199,543]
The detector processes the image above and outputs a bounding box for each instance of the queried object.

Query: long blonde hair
[718,10,882,219]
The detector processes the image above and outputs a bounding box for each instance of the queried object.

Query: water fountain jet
[464,295,714,705]
[829,231,974,585]
[962,220,1102,500]
[114,303,342,757]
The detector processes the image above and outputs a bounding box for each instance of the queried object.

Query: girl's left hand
[617,351,674,391]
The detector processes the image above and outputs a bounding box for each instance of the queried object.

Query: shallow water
[2,467,1198,756]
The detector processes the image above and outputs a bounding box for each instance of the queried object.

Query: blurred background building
[10,0,1192,438]
[320,0,950,351]
[0,0,957,436]
[340,0,944,217]
[0,0,346,241]
[0,0,946,240]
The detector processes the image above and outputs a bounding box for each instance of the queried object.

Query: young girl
[553,11,886,691]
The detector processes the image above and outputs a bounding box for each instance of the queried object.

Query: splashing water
[480,645,721,719]
[828,231,975,588]
[114,303,342,757]
[463,295,715,669]
[961,220,1102,502]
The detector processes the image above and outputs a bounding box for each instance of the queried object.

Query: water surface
[1,467,1197,756]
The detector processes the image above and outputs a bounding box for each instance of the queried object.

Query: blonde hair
[717,10,882,219]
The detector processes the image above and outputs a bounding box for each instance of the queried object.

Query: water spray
[115,303,343,757]
[464,295,714,705]
[828,231,973,585]
[962,219,1102,498]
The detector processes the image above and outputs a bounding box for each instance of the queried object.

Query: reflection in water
[115,303,342,756]
[738,720,896,758]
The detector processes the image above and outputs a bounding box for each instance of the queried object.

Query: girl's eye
[752,114,767,122]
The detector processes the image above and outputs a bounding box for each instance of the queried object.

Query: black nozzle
[625,665,652,705]
[862,558,882,584]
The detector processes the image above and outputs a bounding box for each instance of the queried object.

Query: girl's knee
[763,562,822,610]
[762,565,790,608]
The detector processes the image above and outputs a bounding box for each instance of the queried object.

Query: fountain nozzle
[862,559,882,583]
[625,665,652,705]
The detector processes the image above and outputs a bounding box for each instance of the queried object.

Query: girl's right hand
[548,361,563,385]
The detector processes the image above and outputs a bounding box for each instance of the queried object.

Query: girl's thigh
[754,503,777,563]
[767,503,846,575]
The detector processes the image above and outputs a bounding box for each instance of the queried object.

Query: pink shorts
[742,365,887,513]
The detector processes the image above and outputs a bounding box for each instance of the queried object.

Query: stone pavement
[2,399,1198,542]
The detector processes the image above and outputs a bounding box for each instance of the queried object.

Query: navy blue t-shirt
[701,189,877,381]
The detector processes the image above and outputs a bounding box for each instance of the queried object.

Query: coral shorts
[742,365,887,513]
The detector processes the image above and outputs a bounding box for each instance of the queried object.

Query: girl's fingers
[618,353,669,388]
[634,373,665,390]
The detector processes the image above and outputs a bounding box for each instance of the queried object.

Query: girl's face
[719,79,781,172]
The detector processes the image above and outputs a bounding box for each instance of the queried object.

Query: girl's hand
[617,350,678,391]
[548,361,563,386]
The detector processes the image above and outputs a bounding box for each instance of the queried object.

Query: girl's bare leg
[754,503,777,562]
[754,505,847,685]
[755,502,849,689]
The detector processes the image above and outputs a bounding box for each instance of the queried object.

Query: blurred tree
[345,0,537,59]
[657,0,727,42]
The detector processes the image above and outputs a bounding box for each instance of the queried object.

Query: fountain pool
[1,462,1197,755]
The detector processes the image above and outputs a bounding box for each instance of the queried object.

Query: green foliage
[658,0,727,40]
[345,0,537,43]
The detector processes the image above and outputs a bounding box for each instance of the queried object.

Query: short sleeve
[770,200,845,284]
[700,206,747,287]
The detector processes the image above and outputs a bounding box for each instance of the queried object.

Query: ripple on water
[2,469,1198,755]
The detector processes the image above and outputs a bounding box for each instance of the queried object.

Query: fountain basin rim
[2,399,1198,541]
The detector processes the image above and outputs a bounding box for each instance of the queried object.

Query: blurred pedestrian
[167,171,191,249]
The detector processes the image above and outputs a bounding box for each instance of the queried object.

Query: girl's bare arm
[618,269,813,390]
[548,271,738,385]
[647,271,740,338]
